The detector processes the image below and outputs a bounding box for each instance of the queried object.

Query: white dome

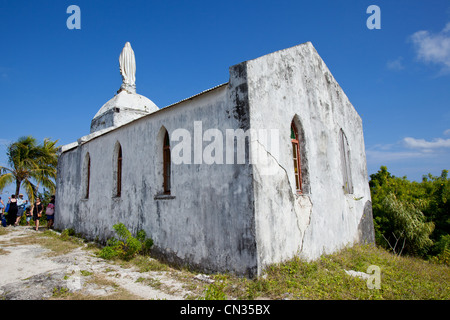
[90,90,158,133]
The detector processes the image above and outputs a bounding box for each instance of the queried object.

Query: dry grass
[3,226,448,300]
[200,244,450,300]
[0,229,81,256]
[44,230,450,300]
[51,273,143,300]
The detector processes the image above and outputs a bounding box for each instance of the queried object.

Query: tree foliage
[370,166,449,262]
[98,223,154,261]
[0,136,58,203]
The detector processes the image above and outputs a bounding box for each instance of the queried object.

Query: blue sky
[0,0,449,198]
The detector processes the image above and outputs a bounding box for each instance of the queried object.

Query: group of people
[0,194,55,231]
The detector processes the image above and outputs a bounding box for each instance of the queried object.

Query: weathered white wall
[56,77,259,277]
[246,42,373,274]
[55,42,374,278]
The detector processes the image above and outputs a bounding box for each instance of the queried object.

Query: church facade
[55,42,374,277]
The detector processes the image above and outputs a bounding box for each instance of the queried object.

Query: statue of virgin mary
[119,42,136,93]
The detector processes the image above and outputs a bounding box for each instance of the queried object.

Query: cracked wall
[55,41,373,278]
[56,79,259,278]
[246,42,373,274]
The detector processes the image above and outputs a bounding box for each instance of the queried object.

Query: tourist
[15,194,28,226]
[4,197,10,223]
[0,197,5,227]
[7,195,18,226]
[46,195,55,229]
[25,206,32,226]
[31,197,43,231]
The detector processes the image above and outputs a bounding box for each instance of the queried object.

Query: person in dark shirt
[31,197,43,231]
[7,195,18,226]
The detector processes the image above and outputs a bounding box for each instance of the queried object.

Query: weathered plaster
[56,77,259,277]
[55,42,374,278]
[245,42,373,273]
[90,91,159,133]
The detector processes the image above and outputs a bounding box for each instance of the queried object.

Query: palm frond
[2,136,59,196]
[0,171,15,192]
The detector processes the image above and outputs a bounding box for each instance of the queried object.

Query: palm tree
[0,136,58,203]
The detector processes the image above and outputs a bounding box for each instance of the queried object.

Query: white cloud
[366,133,450,164]
[366,149,426,162]
[386,56,404,71]
[366,141,428,163]
[404,137,450,149]
[367,132,450,180]
[444,129,450,136]
[445,23,450,33]
[410,22,450,73]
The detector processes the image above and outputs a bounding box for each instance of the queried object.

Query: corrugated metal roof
[59,82,229,153]
[159,82,228,111]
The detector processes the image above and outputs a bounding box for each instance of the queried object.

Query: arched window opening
[117,144,122,197]
[113,142,123,198]
[82,152,91,199]
[163,131,171,194]
[86,154,90,198]
[340,129,353,194]
[291,121,303,194]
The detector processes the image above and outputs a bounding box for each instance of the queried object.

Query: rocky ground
[0,226,211,300]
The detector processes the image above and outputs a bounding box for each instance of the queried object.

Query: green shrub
[430,235,450,265]
[98,223,153,261]
[137,229,154,254]
[60,229,70,241]
[98,246,118,260]
[370,166,449,259]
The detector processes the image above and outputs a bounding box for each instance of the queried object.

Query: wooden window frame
[291,122,303,194]
[116,145,122,197]
[86,154,90,199]
[163,131,171,195]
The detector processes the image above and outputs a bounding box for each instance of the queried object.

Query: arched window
[113,142,122,197]
[163,131,171,194]
[117,145,122,197]
[339,129,353,194]
[82,152,90,199]
[291,121,303,194]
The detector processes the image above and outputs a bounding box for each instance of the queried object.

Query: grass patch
[52,286,70,298]
[51,273,143,300]
[136,276,163,289]
[197,244,450,300]
[120,255,170,272]
[92,241,450,300]
[80,270,93,277]
[19,230,82,256]
[0,229,83,256]
[3,227,448,300]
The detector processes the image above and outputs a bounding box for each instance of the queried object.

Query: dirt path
[0,226,204,300]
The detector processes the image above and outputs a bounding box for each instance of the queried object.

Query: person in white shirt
[15,194,28,226]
